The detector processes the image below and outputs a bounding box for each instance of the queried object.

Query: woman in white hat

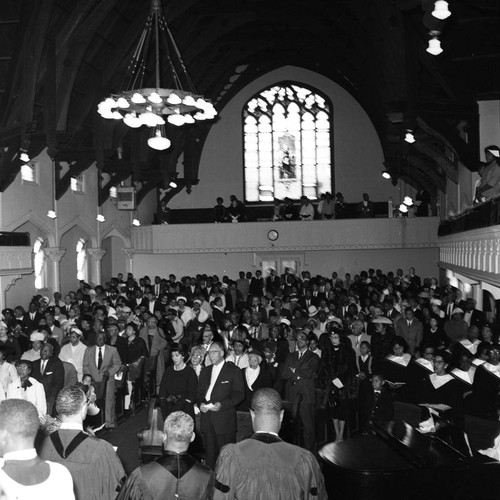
[20,332,45,362]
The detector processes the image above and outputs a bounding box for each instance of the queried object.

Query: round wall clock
[267,229,279,241]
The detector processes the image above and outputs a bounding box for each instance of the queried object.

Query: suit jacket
[359,388,394,430]
[394,318,423,354]
[281,350,320,404]
[196,361,244,434]
[82,345,122,383]
[238,366,274,411]
[32,356,65,412]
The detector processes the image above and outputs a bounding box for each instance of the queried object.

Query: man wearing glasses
[197,342,244,468]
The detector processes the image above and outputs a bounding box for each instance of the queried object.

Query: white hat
[280,318,291,326]
[177,296,188,303]
[69,327,83,337]
[193,299,202,305]
[30,332,45,342]
[308,305,319,317]
[452,307,464,315]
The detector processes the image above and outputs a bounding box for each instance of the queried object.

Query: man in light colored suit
[82,332,121,428]
[395,307,423,355]
[347,319,371,358]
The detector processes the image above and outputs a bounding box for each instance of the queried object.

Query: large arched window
[243,82,332,202]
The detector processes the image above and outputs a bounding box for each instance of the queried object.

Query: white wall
[0,148,157,303]
[170,65,405,209]
[133,248,439,283]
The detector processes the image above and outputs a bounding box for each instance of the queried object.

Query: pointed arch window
[243,82,333,202]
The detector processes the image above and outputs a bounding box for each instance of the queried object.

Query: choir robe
[421,373,464,429]
[406,358,434,404]
[213,433,327,500]
[382,353,412,402]
[116,452,213,500]
[469,362,500,419]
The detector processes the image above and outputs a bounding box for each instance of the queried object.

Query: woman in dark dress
[124,322,148,410]
[319,329,357,442]
[158,343,198,420]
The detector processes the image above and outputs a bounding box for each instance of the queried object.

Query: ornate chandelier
[97,0,217,151]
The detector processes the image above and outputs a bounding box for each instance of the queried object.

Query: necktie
[98,347,103,369]
[374,390,380,401]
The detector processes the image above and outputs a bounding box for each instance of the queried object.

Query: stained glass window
[243,82,332,202]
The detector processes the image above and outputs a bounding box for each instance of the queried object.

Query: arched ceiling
[0,0,498,203]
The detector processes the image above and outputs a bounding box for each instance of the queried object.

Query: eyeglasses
[208,350,223,355]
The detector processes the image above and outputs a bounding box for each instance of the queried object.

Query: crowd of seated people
[212,192,373,222]
[0,266,498,466]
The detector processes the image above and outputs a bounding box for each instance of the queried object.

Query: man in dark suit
[82,332,122,429]
[249,270,264,297]
[32,343,65,415]
[357,192,375,218]
[281,331,320,452]
[358,373,394,432]
[463,298,485,329]
[196,341,244,468]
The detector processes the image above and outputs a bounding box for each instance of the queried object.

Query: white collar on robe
[429,373,454,389]
[451,367,476,385]
[415,358,434,373]
[482,362,500,379]
[386,353,411,367]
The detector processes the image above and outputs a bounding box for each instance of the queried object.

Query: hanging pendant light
[432,1,451,20]
[427,36,443,56]
[148,127,171,151]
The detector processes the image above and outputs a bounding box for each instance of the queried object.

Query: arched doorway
[101,235,126,285]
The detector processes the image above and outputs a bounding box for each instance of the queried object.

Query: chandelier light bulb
[184,115,195,124]
[432,1,451,20]
[123,113,142,128]
[104,97,118,108]
[131,92,147,104]
[405,130,416,144]
[111,111,123,120]
[193,112,207,121]
[382,171,391,179]
[116,97,130,108]
[427,37,443,56]
[166,93,182,105]
[140,111,165,127]
[148,92,163,104]
[148,129,171,150]
[182,95,196,106]
[167,113,186,126]
[169,180,178,188]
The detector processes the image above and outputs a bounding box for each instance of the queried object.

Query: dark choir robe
[116,451,214,500]
[358,387,394,432]
[382,353,412,402]
[406,358,435,404]
[469,362,500,419]
[421,373,464,429]
[39,428,125,500]
[213,433,327,500]
[237,365,274,411]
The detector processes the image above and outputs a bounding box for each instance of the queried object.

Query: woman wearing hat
[21,332,45,362]
[158,343,197,420]
[237,349,273,411]
[226,328,250,369]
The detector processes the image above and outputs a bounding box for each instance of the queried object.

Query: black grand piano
[319,419,500,500]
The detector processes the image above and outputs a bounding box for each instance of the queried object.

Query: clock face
[268,230,279,241]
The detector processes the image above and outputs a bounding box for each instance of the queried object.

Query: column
[44,247,66,293]
[121,248,135,276]
[87,248,107,286]
[471,283,483,311]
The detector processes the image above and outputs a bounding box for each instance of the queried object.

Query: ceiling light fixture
[132,218,141,227]
[47,210,57,219]
[398,204,408,214]
[382,171,391,180]
[20,152,30,163]
[403,196,413,206]
[404,130,416,144]
[96,214,105,222]
[426,36,443,56]
[97,0,217,151]
[432,1,451,20]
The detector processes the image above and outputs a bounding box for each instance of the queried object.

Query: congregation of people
[1,265,499,499]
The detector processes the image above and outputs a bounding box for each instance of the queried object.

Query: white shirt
[0,361,18,394]
[59,422,84,431]
[95,345,106,367]
[245,366,260,390]
[60,342,87,381]
[0,449,75,500]
[205,360,225,402]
